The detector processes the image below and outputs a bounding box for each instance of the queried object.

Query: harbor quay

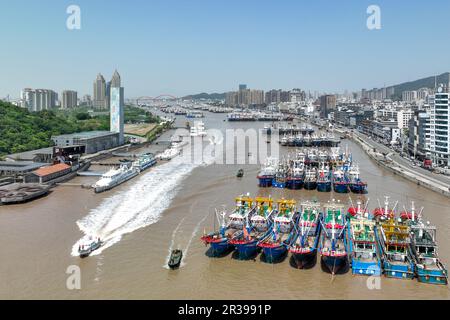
[338,129,450,197]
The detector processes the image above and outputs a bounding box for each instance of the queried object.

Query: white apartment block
[20,88,58,112]
[429,86,450,166]
[397,109,414,129]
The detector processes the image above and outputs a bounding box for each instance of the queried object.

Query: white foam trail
[182,212,210,266]
[163,217,186,269]
[71,152,214,257]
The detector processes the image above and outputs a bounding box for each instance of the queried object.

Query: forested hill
[0,101,83,156]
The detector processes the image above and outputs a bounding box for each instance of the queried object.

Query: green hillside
[392,72,449,99]
[183,92,226,100]
[0,102,160,156]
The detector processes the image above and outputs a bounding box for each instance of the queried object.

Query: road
[352,130,450,187]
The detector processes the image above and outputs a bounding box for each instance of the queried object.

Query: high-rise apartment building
[429,85,450,166]
[61,90,78,109]
[319,95,336,118]
[20,88,58,111]
[93,73,107,109]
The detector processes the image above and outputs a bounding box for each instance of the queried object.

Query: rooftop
[0,161,48,172]
[32,163,71,177]
[5,147,54,161]
[52,131,117,140]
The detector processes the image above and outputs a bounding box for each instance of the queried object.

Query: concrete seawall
[346,131,450,198]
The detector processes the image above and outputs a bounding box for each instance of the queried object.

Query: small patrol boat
[168,249,183,269]
[78,237,102,258]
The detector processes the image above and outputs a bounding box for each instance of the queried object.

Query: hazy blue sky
[0,0,449,98]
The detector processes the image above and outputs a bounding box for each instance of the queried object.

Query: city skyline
[1,0,450,98]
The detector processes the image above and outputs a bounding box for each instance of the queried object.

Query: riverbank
[337,128,450,198]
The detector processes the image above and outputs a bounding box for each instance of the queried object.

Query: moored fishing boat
[317,163,332,192]
[272,161,288,188]
[258,199,296,263]
[402,202,448,285]
[319,201,348,275]
[289,200,322,269]
[333,166,350,193]
[229,197,274,260]
[375,198,415,279]
[348,164,368,194]
[303,166,317,190]
[286,159,304,190]
[257,158,276,187]
[201,195,253,257]
[347,199,382,276]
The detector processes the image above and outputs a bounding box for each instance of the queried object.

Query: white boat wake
[71,152,213,257]
[182,212,210,266]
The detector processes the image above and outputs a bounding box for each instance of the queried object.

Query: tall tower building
[93,73,107,109]
[109,70,125,145]
[429,85,450,166]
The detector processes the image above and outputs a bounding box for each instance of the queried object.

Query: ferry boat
[92,162,139,193]
[132,153,157,172]
[78,236,102,258]
[258,199,296,263]
[286,160,304,190]
[376,199,415,280]
[319,201,348,275]
[348,164,368,194]
[303,167,318,190]
[347,199,382,276]
[402,203,448,285]
[257,158,277,187]
[333,167,350,193]
[229,197,274,260]
[289,201,322,269]
[317,164,332,192]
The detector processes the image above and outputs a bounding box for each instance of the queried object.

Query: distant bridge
[136,94,179,105]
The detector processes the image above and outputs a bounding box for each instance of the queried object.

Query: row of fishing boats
[279,133,341,148]
[258,158,367,194]
[200,195,448,285]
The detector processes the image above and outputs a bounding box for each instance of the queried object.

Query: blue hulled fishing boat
[229,197,274,260]
[402,202,448,285]
[201,196,253,257]
[348,164,368,194]
[317,163,332,192]
[333,167,350,193]
[257,158,277,187]
[347,199,382,276]
[286,159,304,190]
[289,201,322,269]
[319,201,349,275]
[258,199,296,263]
[375,198,415,280]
